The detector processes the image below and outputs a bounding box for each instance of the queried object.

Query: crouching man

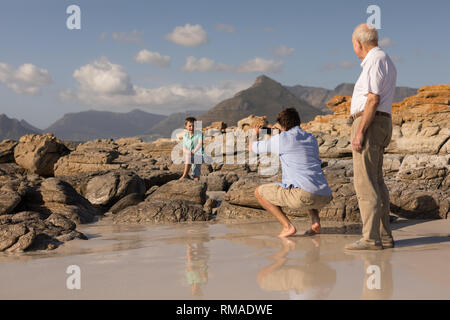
[250,108,332,238]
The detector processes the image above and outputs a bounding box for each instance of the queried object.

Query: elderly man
[345,24,397,250]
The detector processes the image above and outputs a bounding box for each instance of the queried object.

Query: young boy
[180,117,204,181]
[250,108,332,238]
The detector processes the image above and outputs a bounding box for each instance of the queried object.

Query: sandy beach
[1,217,449,300]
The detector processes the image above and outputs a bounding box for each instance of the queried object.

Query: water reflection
[185,241,209,297]
[345,250,393,300]
[257,238,336,299]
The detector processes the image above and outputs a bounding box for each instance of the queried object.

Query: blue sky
[0,0,449,128]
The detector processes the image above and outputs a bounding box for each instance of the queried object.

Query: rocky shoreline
[0,84,448,252]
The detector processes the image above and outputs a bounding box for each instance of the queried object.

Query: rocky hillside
[286,83,417,113]
[199,75,323,127]
[0,114,42,140]
[45,109,167,141]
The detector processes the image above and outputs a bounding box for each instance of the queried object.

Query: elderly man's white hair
[352,24,378,45]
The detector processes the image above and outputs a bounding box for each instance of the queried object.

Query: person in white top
[345,24,397,251]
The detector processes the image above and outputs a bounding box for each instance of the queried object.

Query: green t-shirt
[183,130,204,154]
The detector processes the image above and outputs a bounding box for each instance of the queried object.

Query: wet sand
[0,217,449,299]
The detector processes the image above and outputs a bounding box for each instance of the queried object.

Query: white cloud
[73,56,134,95]
[181,56,231,72]
[165,24,208,47]
[59,88,76,102]
[379,37,395,48]
[391,55,404,63]
[272,45,294,57]
[216,23,236,33]
[0,62,53,95]
[135,50,171,68]
[63,57,250,110]
[237,58,283,73]
[338,61,355,69]
[111,30,143,44]
[319,60,355,71]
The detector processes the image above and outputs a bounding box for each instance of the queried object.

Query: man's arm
[352,92,380,152]
[249,127,281,155]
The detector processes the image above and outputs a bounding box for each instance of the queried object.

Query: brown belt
[350,111,391,121]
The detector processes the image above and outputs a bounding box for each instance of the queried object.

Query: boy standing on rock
[180,117,204,181]
[250,108,332,238]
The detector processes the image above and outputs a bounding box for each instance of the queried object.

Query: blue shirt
[252,126,332,196]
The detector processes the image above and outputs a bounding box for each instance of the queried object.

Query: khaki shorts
[257,183,332,210]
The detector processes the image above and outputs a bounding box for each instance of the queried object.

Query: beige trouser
[351,115,393,245]
[258,183,332,210]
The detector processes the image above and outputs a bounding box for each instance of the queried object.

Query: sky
[0,0,449,129]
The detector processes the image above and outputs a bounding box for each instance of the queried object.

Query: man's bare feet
[277,224,297,238]
[303,222,321,236]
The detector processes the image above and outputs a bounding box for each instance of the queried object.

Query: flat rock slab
[112,198,209,224]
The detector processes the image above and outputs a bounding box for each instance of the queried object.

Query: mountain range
[44,109,166,141]
[0,75,418,141]
[198,75,322,126]
[286,83,417,113]
[0,114,42,140]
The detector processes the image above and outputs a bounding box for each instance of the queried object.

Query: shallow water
[0,218,449,299]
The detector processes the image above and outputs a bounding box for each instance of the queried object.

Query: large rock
[0,139,18,163]
[54,139,121,177]
[108,193,145,215]
[237,115,267,130]
[0,187,22,215]
[140,170,181,189]
[224,177,279,208]
[21,178,99,224]
[0,211,86,252]
[200,175,227,191]
[112,198,209,224]
[388,180,449,219]
[396,154,449,189]
[0,174,40,215]
[148,179,207,205]
[84,170,146,207]
[14,133,69,176]
[316,160,360,222]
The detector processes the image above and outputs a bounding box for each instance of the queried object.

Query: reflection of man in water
[346,250,393,299]
[185,242,209,297]
[257,238,336,299]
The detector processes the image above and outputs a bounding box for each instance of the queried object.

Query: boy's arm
[193,137,203,154]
